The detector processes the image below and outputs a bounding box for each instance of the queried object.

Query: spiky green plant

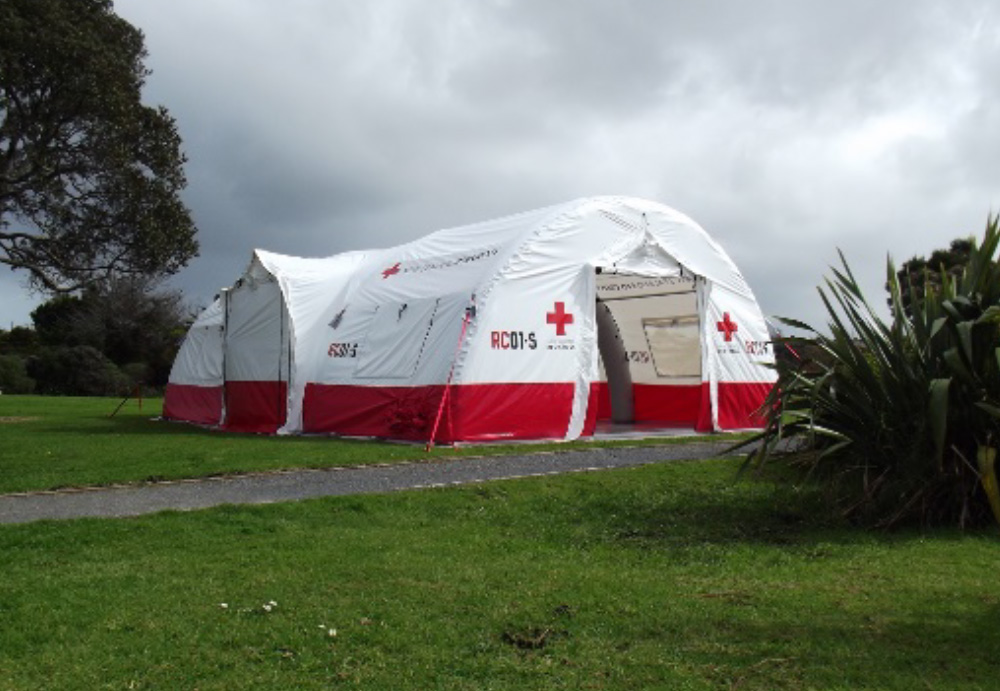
[749,215,1000,528]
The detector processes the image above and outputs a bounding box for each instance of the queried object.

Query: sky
[3,0,1000,332]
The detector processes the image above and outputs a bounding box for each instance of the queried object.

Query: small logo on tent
[546,301,574,336]
[717,313,738,342]
[327,342,358,358]
[382,262,401,279]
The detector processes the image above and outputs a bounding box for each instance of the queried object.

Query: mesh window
[642,316,701,378]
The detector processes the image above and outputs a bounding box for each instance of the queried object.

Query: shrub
[27,346,131,396]
[120,362,151,387]
[748,215,1000,528]
[0,326,40,356]
[0,355,36,394]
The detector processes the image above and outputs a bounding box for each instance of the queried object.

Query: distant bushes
[0,355,35,394]
[27,346,131,396]
[0,278,189,397]
[0,346,148,397]
[749,215,1000,529]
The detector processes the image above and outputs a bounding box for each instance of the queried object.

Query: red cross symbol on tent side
[717,312,738,342]
[546,301,574,336]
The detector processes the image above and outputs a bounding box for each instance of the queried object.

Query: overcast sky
[3,0,1000,332]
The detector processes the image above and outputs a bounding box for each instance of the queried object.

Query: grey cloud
[4,0,1000,331]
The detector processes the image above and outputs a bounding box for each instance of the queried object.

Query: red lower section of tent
[223,380,288,434]
[588,382,707,428]
[716,381,771,429]
[163,384,223,426]
[165,380,770,438]
[588,381,768,431]
[303,382,576,442]
[635,384,704,425]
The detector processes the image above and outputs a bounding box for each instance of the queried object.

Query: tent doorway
[221,275,291,433]
[593,272,704,428]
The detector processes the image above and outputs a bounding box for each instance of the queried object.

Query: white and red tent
[164,196,776,441]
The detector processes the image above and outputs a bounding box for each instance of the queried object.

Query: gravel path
[0,441,736,525]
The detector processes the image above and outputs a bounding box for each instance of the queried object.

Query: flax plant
[749,216,1000,528]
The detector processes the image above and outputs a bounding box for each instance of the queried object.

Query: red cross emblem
[546,301,574,336]
[381,262,401,279]
[717,312,738,342]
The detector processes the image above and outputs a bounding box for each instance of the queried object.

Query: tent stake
[109,385,141,418]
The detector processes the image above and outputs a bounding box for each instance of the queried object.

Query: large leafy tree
[0,0,198,292]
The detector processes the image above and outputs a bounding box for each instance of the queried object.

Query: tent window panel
[643,316,701,378]
[355,298,439,379]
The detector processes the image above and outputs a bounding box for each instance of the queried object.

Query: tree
[30,276,189,387]
[0,325,39,356]
[83,277,189,386]
[0,0,198,292]
[30,294,99,348]
[889,237,974,316]
[0,353,34,393]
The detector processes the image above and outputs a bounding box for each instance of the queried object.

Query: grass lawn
[0,457,997,689]
[0,395,733,493]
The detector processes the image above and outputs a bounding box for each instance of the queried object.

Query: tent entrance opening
[594,272,702,427]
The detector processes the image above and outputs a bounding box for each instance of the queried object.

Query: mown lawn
[0,457,997,690]
[0,395,728,493]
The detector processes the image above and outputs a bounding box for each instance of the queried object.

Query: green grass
[0,458,997,689]
[0,395,733,493]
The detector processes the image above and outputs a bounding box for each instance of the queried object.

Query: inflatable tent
[164,196,776,442]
